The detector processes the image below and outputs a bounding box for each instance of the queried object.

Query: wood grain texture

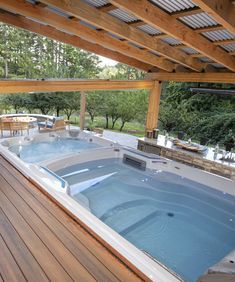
[110,0,235,72]
[0,156,148,282]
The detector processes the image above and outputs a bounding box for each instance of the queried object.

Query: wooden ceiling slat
[0,10,152,72]
[193,0,235,35]
[0,0,174,72]
[110,0,235,72]
[37,0,205,72]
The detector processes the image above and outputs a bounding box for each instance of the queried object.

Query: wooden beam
[80,91,86,131]
[110,0,235,72]
[0,80,155,94]
[146,73,235,84]
[0,10,151,72]
[193,0,235,34]
[145,81,162,131]
[0,0,174,72]
[38,0,205,72]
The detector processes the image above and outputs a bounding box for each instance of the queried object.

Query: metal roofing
[180,12,218,29]
[202,29,235,42]
[83,0,109,7]
[161,37,182,46]
[181,47,199,54]
[108,8,138,23]
[220,43,235,52]
[149,0,196,13]
[137,24,162,35]
[211,63,226,69]
[199,57,214,63]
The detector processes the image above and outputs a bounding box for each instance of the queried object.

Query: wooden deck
[0,155,148,282]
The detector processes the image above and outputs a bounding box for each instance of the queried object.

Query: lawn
[68,115,145,137]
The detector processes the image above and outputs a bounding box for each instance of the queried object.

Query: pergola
[0,0,235,132]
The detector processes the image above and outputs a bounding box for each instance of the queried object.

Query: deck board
[0,234,25,282]
[0,156,147,282]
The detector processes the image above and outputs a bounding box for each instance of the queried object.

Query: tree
[86,92,104,123]
[117,92,139,131]
[63,92,80,120]
[2,94,27,113]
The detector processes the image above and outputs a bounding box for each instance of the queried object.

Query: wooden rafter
[0,0,175,72]
[193,0,235,34]
[146,72,235,84]
[110,0,235,72]
[37,0,205,72]
[0,80,154,94]
[0,10,152,72]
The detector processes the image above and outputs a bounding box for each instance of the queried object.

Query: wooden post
[145,80,162,133]
[80,91,86,130]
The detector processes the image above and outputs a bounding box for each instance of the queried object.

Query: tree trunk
[56,108,60,117]
[111,117,119,129]
[105,114,109,129]
[120,121,125,132]
[4,59,8,78]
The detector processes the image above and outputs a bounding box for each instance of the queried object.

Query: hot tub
[0,130,115,163]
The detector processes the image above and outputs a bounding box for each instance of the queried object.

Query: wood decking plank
[0,208,49,282]
[0,234,26,282]
[0,190,73,282]
[0,175,96,282]
[0,156,146,281]
[0,168,119,282]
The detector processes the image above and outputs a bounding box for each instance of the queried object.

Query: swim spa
[1,142,234,281]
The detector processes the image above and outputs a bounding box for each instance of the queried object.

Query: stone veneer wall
[138,140,235,181]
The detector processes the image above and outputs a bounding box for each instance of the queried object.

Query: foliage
[159,82,235,145]
[0,23,234,141]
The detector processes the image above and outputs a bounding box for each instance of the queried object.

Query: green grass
[67,115,145,137]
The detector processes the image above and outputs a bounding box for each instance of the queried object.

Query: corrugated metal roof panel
[149,50,161,57]
[211,63,226,69]
[180,12,218,29]
[181,47,199,54]
[137,24,162,35]
[220,43,235,52]
[108,8,138,22]
[162,37,182,45]
[128,42,144,49]
[149,0,196,13]
[202,29,235,42]
[199,57,213,62]
[107,32,123,40]
[83,0,109,7]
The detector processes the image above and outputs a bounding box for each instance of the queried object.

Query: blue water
[9,138,101,163]
[57,158,235,282]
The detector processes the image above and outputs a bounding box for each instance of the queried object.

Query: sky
[98,55,118,67]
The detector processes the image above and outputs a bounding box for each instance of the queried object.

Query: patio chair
[38,117,66,132]
[0,118,13,137]
[10,122,24,136]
